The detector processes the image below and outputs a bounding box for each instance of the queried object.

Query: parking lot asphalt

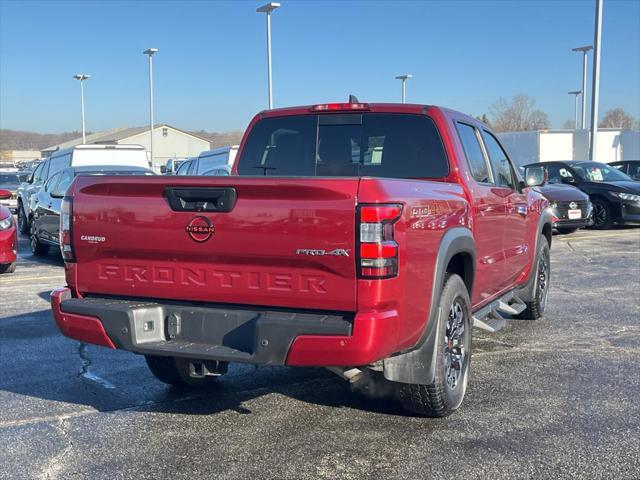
[1,226,639,480]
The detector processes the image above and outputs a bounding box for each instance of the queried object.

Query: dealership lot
[0,228,639,480]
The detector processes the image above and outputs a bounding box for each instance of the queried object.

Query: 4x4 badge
[186,216,215,242]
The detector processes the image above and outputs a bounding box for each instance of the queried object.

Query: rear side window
[48,153,71,179]
[456,123,491,184]
[237,113,449,178]
[197,152,229,175]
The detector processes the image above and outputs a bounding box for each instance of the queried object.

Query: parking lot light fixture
[588,0,603,161]
[143,48,158,166]
[572,45,593,129]
[395,74,412,103]
[568,91,581,129]
[257,3,280,109]
[73,74,90,144]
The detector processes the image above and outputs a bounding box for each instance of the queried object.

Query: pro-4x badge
[295,248,350,257]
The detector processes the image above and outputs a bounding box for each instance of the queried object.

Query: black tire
[396,274,472,417]
[17,205,29,235]
[591,198,612,230]
[556,227,578,235]
[145,355,222,387]
[0,263,16,274]
[516,235,550,320]
[30,223,49,256]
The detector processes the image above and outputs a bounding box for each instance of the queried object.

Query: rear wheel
[396,274,472,417]
[516,235,550,320]
[0,263,16,274]
[591,198,612,229]
[556,227,577,235]
[29,223,49,256]
[145,355,225,387]
[17,205,29,235]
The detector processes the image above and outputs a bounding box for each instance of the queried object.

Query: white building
[41,124,211,169]
[498,129,640,166]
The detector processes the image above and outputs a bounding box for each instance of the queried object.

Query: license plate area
[568,209,581,219]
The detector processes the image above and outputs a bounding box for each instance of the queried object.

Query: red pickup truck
[51,101,552,417]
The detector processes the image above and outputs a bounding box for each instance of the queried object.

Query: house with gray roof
[41,124,211,169]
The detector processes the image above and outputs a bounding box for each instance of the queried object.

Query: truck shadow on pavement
[0,308,409,420]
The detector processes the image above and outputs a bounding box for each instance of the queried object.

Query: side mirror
[523,165,546,187]
[27,173,34,184]
[561,176,576,185]
[0,189,12,200]
[160,165,167,174]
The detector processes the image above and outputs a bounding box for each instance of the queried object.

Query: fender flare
[383,227,476,385]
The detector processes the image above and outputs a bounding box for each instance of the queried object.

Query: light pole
[73,74,90,144]
[143,48,158,167]
[568,91,581,129]
[395,74,412,103]
[572,45,593,129]
[589,0,603,161]
[257,2,280,110]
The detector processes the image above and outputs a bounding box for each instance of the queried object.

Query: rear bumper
[50,288,401,367]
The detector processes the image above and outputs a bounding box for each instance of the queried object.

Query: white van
[45,144,150,182]
[193,145,239,175]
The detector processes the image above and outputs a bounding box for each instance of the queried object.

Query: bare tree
[562,119,575,129]
[488,94,550,132]
[599,108,635,129]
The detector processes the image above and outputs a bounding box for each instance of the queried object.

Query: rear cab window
[237,113,449,178]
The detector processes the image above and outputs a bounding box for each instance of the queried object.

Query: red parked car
[51,101,552,417]
[0,189,17,274]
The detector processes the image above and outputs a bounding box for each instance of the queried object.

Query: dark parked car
[609,160,640,181]
[30,165,154,255]
[524,160,640,229]
[536,183,592,234]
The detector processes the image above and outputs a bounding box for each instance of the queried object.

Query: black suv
[524,160,640,229]
[609,161,640,181]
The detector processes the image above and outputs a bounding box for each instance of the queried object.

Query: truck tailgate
[69,176,359,311]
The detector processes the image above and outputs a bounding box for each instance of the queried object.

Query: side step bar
[472,292,526,333]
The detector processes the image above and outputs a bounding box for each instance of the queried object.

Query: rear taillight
[60,196,75,262]
[358,204,402,279]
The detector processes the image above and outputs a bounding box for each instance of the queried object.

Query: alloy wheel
[443,299,467,390]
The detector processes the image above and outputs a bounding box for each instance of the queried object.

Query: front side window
[31,162,44,182]
[44,172,61,193]
[456,123,491,184]
[481,131,515,189]
[237,113,449,178]
[175,160,191,175]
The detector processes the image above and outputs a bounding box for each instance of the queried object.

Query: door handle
[516,205,528,216]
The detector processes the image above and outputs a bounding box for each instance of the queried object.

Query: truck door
[455,122,507,303]
[480,130,530,285]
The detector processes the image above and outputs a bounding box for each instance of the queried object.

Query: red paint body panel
[0,206,17,265]
[51,288,116,349]
[55,103,547,367]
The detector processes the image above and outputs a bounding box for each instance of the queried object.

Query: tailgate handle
[164,187,237,212]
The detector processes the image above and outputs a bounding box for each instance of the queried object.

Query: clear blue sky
[1,0,638,134]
